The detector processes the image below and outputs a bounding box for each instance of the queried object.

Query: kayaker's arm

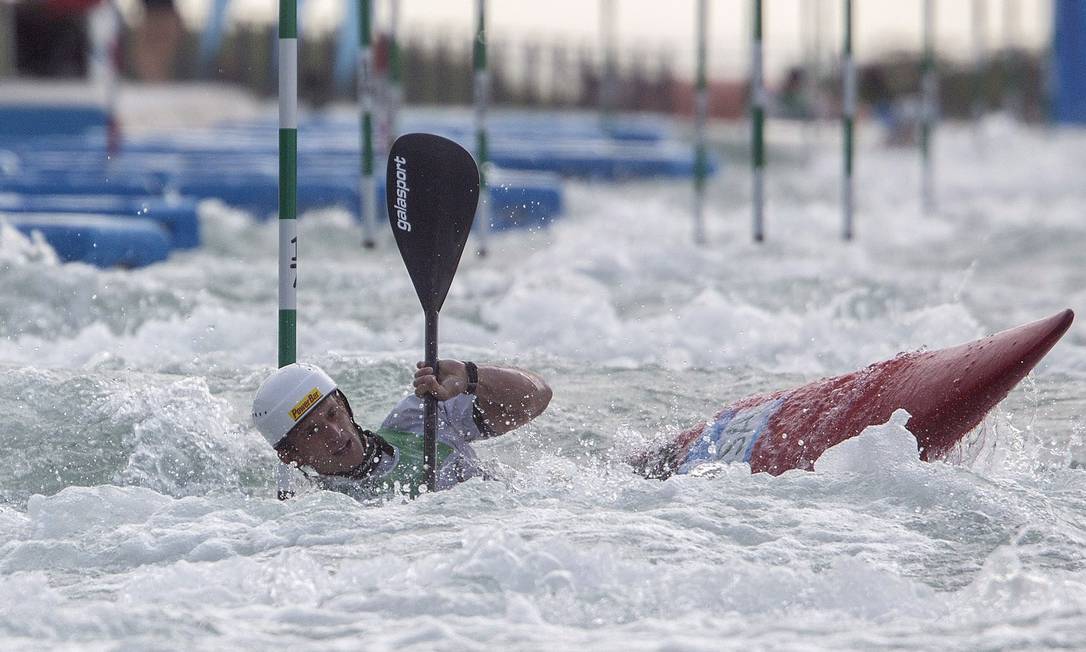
[413,360,552,436]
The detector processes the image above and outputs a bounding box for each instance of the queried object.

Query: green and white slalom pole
[972,0,988,144]
[1002,0,1021,119]
[693,0,708,245]
[801,0,822,154]
[842,0,855,240]
[358,0,377,248]
[278,0,298,500]
[920,0,936,214]
[473,0,491,256]
[751,0,765,242]
[600,0,616,128]
[387,0,402,141]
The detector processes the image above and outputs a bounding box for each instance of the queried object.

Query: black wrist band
[464,361,479,395]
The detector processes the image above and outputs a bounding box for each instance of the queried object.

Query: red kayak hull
[631,309,1074,478]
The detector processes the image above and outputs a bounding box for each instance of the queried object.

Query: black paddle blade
[387,133,480,313]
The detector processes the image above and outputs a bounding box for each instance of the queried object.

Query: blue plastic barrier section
[215,112,671,143]
[4,110,713,187]
[105,134,714,180]
[0,194,200,249]
[0,174,161,197]
[2,213,171,268]
[181,171,562,229]
[1054,0,1086,124]
[1,166,563,228]
[0,105,108,139]
[0,104,724,258]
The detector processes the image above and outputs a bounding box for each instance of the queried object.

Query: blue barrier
[0,174,161,197]
[1054,0,1086,124]
[0,194,200,249]
[3,103,709,180]
[179,171,563,228]
[0,104,735,245]
[14,137,712,182]
[3,160,562,227]
[0,105,108,139]
[488,140,714,179]
[237,112,671,143]
[174,175,358,217]
[2,213,171,268]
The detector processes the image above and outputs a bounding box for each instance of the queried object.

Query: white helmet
[252,363,338,448]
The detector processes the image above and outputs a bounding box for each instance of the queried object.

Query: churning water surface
[1,113,1085,650]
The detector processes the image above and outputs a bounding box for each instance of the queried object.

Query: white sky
[163,0,1053,78]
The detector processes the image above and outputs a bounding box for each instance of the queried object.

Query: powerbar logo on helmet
[393,155,411,232]
[290,388,323,421]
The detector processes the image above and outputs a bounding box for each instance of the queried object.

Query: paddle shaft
[424,309,439,492]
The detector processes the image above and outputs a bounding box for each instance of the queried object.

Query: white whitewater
[1,109,1085,650]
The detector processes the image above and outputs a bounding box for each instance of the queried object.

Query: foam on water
[2,113,1086,649]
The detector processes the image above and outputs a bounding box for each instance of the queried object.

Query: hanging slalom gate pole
[842,0,855,240]
[277,0,298,500]
[813,0,826,128]
[1002,0,1022,119]
[751,0,766,242]
[358,0,378,248]
[387,0,402,141]
[1038,0,1053,126]
[600,0,616,127]
[693,0,708,245]
[920,0,936,214]
[88,0,121,158]
[474,0,491,256]
[972,0,988,144]
[801,0,819,155]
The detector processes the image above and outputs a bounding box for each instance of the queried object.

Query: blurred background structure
[0,0,1078,266]
[0,0,1062,120]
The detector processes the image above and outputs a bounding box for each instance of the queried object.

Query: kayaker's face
[279,393,365,475]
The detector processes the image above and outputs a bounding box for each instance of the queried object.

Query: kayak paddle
[387,133,480,492]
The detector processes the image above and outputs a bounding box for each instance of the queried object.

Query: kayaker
[252,360,551,498]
